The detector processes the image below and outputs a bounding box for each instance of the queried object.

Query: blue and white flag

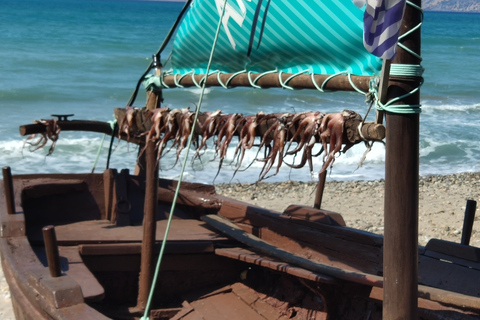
[362,0,406,59]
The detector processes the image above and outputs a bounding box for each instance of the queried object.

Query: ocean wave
[421,101,480,113]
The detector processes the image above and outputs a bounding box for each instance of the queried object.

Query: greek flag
[362,0,406,59]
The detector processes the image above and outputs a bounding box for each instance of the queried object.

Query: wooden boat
[2,0,480,319]
[2,166,480,320]
[2,161,480,320]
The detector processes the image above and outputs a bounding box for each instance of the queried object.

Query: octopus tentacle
[138,107,170,160]
[232,111,266,173]
[285,111,324,156]
[172,107,195,165]
[24,119,61,156]
[118,106,138,141]
[319,110,360,173]
[213,113,242,181]
[257,120,288,181]
[156,108,182,165]
[194,109,222,159]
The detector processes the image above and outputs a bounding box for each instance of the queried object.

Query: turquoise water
[1,0,479,183]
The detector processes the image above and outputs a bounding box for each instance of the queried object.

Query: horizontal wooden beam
[19,120,113,137]
[162,72,372,92]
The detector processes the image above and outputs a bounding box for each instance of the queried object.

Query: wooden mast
[137,54,162,310]
[383,1,422,319]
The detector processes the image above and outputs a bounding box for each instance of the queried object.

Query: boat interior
[2,169,480,319]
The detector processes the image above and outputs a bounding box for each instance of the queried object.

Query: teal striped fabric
[171,0,382,76]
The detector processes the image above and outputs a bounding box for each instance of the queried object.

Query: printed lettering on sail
[171,0,382,76]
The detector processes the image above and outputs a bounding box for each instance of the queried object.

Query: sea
[1,0,479,184]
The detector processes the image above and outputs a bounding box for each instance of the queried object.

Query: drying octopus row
[119,106,362,181]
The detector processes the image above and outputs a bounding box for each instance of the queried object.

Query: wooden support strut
[2,166,16,215]
[137,129,159,310]
[42,225,62,278]
[461,199,477,246]
[383,1,422,319]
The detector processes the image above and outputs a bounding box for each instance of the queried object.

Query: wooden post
[2,166,16,215]
[314,170,327,209]
[461,200,477,246]
[135,54,162,176]
[383,1,422,319]
[43,225,62,278]
[137,142,159,309]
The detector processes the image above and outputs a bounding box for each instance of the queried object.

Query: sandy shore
[1,172,479,318]
[216,172,480,247]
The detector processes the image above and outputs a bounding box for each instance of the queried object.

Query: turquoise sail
[171,0,382,77]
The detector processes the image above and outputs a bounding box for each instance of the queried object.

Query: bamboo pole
[161,72,371,92]
[383,1,422,319]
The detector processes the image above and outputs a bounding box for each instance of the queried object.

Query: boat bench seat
[32,245,105,303]
[57,246,105,302]
[29,219,231,247]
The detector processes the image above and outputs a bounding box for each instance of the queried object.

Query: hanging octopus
[213,113,242,181]
[23,119,61,156]
[319,109,361,172]
[194,109,222,159]
[113,106,365,182]
[256,115,289,181]
[231,111,266,176]
[118,106,139,141]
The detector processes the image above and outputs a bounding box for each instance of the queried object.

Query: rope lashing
[398,0,424,62]
[367,63,424,115]
[390,64,424,78]
[279,69,309,90]
[139,1,229,319]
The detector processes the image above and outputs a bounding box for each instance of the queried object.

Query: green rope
[91,134,106,173]
[139,1,229,319]
[369,1,424,115]
[390,63,424,77]
[91,119,117,173]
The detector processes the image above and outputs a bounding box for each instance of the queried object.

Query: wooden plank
[217,195,383,246]
[21,179,87,199]
[218,198,383,274]
[203,214,480,312]
[189,288,268,320]
[215,247,338,285]
[201,214,384,288]
[28,219,229,245]
[425,238,480,263]
[79,241,215,256]
[231,283,290,320]
[259,227,382,276]
[418,254,480,298]
[57,246,105,302]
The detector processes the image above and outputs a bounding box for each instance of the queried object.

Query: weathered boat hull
[2,170,480,319]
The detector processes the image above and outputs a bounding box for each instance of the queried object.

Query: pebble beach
[1,172,479,318]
